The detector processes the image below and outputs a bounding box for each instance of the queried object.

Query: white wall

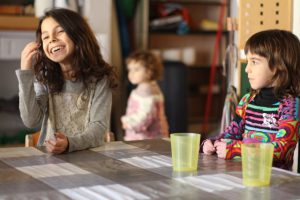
[0,60,20,99]
[82,0,112,64]
[0,31,35,99]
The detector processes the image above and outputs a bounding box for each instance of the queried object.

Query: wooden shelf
[150,30,228,35]
[147,0,229,130]
[150,0,226,5]
[187,64,223,69]
[0,15,38,30]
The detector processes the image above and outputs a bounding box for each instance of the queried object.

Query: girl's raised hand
[203,139,216,155]
[20,42,40,70]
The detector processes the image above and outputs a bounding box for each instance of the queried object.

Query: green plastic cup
[241,143,274,186]
[171,133,201,172]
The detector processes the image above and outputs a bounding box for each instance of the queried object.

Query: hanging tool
[220,17,239,134]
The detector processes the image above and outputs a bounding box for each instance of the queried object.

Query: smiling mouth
[50,46,64,54]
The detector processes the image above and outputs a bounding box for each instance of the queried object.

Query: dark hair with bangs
[244,29,300,98]
[126,50,163,81]
[34,8,117,93]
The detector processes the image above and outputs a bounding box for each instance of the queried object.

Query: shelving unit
[0,15,38,30]
[147,0,229,134]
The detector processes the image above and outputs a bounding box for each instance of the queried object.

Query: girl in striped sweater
[203,29,300,170]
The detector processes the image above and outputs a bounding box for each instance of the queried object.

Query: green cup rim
[171,133,201,137]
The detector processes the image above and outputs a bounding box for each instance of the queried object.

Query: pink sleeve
[121,95,157,132]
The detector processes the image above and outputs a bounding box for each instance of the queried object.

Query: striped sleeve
[216,94,252,159]
[271,96,300,168]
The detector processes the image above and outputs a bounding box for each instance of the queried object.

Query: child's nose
[49,35,57,43]
[245,64,250,73]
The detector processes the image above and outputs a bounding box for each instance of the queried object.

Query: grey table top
[1,138,300,199]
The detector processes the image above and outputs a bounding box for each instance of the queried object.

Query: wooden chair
[104,132,115,142]
[25,131,40,147]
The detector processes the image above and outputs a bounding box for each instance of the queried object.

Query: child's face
[127,61,151,85]
[41,17,75,66]
[245,52,275,90]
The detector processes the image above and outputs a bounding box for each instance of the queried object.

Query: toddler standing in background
[121,50,169,141]
[203,29,300,170]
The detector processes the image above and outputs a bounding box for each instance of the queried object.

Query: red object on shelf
[156,3,192,27]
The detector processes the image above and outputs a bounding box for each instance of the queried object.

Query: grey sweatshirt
[16,69,112,152]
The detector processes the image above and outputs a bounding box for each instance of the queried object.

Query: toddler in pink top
[121,50,169,141]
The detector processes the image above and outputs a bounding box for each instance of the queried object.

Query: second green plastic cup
[241,143,274,186]
[171,133,201,172]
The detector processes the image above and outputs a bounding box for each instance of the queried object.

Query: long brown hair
[34,8,117,93]
[244,29,300,97]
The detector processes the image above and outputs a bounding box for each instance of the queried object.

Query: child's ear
[146,70,153,80]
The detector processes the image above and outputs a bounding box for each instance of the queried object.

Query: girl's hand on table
[203,139,216,155]
[45,132,69,154]
[214,139,227,159]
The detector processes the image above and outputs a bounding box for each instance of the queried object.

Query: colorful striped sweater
[216,88,300,170]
